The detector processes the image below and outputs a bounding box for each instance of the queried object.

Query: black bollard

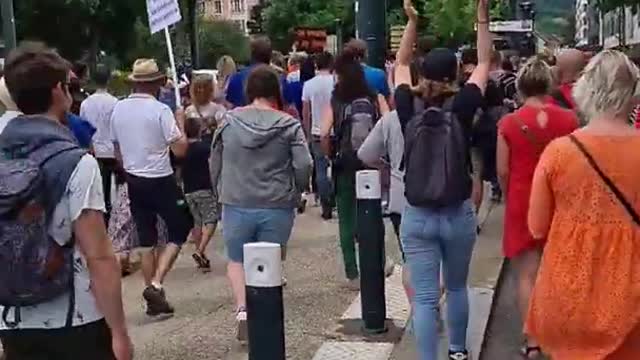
[244,242,285,360]
[356,170,388,334]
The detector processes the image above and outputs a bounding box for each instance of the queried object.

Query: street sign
[475,20,534,33]
[146,0,182,35]
[390,25,405,52]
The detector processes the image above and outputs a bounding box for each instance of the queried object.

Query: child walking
[183,117,219,271]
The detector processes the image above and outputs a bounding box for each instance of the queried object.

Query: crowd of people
[1,0,640,359]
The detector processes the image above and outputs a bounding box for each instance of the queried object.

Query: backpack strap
[569,134,640,226]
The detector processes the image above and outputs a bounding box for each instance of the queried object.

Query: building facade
[575,0,600,48]
[600,5,640,49]
[199,0,260,34]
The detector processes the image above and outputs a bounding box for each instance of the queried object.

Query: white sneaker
[236,307,248,342]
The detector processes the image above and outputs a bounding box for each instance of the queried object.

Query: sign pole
[164,27,181,107]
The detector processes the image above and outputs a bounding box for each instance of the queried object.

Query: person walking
[215,55,237,106]
[183,117,218,272]
[548,49,586,111]
[302,52,335,219]
[0,42,132,360]
[496,57,579,359]
[80,65,119,220]
[110,58,191,318]
[210,65,312,342]
[527,50,640,360]
[393,1,490,359]
[320,53,389,288]
[186,74,225,141]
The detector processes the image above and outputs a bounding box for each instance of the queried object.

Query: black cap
[421,48,459,82]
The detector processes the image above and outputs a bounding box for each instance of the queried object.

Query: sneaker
[344,278,360,291]
[192,253,211,272]
[449,350,469,360]
[321,206,333,220]
[143,286,174,317]
[297,198,307,214]
[236,307,248,342]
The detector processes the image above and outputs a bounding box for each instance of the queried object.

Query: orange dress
[526,134,640,360]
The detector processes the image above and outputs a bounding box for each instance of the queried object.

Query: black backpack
[334,97,378,172]
[403,100,471,208]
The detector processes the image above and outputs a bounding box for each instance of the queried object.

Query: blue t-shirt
[363,64,390,98]
[226,64,293,108]
[66,113,96,149]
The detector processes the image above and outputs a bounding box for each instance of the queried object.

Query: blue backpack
[0,116,86,328]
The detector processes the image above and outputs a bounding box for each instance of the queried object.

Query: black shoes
[143,285,175,317]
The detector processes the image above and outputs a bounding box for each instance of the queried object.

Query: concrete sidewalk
[390,202,505,360]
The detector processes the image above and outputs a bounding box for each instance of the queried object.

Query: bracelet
[477,20,489,24]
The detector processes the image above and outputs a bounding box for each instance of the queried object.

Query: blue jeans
[400,200,477,360]
[222,205,295,263]
[311,139,332,204]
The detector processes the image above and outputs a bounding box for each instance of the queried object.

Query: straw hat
[128,58,166,83]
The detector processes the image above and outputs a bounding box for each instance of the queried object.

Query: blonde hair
[413,78,459,104]
[573,50,639,122]
[516,56,553,99]
[190,74,214,106]
[216,55,236,83]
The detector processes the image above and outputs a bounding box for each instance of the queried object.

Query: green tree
[15,0,142,65]
[198,20,250,68]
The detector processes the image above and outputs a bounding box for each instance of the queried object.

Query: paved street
[124,202,403,360]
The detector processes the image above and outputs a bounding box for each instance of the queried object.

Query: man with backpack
[0,42,132,360]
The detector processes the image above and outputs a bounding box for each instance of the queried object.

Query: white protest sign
[146,0,182,35]
[145,0,182,106]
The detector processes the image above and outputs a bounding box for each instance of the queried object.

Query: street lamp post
[355,0,386,69]
[1,0,16,53]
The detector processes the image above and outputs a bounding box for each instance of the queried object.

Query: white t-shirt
[302,73,335,136]
[80,91,119,159]
[110,93,182,178]
[0,155,105,330]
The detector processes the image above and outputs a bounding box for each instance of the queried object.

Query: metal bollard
[244,242,285,360]
[355,170,388,334]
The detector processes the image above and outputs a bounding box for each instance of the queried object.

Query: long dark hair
[300,56,316,84]
[333,53,374,103]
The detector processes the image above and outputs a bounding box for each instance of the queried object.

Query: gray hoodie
[210,107,312,209]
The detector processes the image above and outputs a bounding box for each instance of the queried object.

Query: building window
[232,0,243,13]
[197,0,206,15]
[214,0,222,13]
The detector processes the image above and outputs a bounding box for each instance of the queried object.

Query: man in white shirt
[302,51,335,219]
[0,42,131,360]
[80,65,119,220]
[111,58,189,318]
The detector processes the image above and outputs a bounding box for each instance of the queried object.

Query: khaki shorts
[185,190,220,227]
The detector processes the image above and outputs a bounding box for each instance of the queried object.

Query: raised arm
[394,0,419,87]
[467,0,492,94]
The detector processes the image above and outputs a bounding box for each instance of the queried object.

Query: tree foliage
[198,20,250,68]
[15,0,141,63]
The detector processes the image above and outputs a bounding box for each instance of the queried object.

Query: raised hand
[477,0,490,22]
[404,0,419,22]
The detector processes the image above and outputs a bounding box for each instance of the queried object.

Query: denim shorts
[222,205,295,263]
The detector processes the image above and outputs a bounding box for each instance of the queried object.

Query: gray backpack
[335,97,378,172]
[0,116,86,328]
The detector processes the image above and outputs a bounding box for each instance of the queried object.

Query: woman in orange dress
[497,57,578,358]
[527,50,640,359]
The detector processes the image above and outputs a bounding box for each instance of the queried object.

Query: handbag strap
[569,134,640,226]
